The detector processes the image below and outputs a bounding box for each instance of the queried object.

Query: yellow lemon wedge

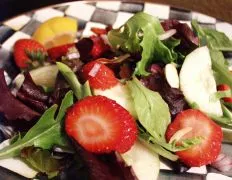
[33,17,77,49]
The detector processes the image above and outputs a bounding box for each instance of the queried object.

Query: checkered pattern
[0,2,232,180]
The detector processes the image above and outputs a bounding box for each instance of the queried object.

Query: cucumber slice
[119,140,160,180]
[93,83,137,118]
[179,46,223,116]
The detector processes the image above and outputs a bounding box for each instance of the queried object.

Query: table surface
[0,0,232,23]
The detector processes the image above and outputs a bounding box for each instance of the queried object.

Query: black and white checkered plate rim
[0,1,232,180]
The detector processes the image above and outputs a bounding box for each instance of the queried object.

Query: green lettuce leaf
[108,12,178,76]
[21,147,61,178]
[127,77,171,141]
[191,20,232,51]
[210,50,232,89]
[0,91,73,159]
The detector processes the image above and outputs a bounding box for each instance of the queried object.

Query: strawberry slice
[217,84,232,103]
[14,39,47,69]
[65,95,137,153]
[165,109,223,167]
[47,43,75,60]
[81,60,118,90]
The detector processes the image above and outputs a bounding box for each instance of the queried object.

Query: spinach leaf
[108,12,178,76]
[21,147,61,178]
[191,20,232,51]
[0,91,73,159]
[127,77,171,141]
[210,50,232,89]
[57,62,92,99]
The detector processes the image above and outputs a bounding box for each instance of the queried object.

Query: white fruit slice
[0,140,38,178]
[179,46,223,116]
[118,140,160,180]
[13,65,58,89]
[164,63,179,89]
[94,83,137,118]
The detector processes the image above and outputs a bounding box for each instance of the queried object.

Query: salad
[0,12,232,180]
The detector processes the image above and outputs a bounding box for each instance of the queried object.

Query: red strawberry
[14,39,47,69]
[81,60,118,90]
[165,109,223,167]
[47,43,75,60]
[90,36,110,59]
[217,84,232,103]
[65,95,137,153]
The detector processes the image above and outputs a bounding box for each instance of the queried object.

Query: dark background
[0,0,77,21]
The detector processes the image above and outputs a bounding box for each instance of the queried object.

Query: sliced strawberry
[47,43,75,60]
[65,95,137,153]
[14,39,47,69]
[90,36,110,59]
[81,60,118,90]
[165,109,223,167]
[217,84,232,103]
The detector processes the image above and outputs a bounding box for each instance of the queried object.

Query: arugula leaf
[191,20,232,51]
[57,62,92,99]
[0,91,73,159]
[210,50,232,89]
[108,12,178,76]
[127,77,171,141]
[21,147,61,178]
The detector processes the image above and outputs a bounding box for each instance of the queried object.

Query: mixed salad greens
[0,12,232,180]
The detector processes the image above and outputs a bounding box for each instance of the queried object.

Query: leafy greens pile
[108,12,180,76]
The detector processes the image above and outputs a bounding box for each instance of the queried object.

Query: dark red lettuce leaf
[161,20,199,55]
[49,73,70,106]
[18,73,48,102]
[16,73,48,113]
[75,38,93,62]
[17,92,47,113]
[72,141,135,180]
[140,65,189,118]
[0,69,39,121]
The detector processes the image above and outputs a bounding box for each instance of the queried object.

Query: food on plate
[165,109,223,167]
[0,11,232,180]
[33,17,77,49]
[13,39,47,69]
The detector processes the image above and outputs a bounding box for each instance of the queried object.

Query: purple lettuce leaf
[18,72,48,102]
[16,73,48,113]
[140,65,189,118]
[49,73,70,106]
[161,20,199,55]
[0,69,39,121]
[72,141,135,180]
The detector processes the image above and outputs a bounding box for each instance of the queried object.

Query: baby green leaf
[127,77,171,141]
[0,91,74,159]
